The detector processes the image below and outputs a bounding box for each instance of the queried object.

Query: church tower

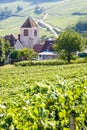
[20,17,39,48]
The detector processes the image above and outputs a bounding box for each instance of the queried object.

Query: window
[24,29,28,36]
[34,30,37,36]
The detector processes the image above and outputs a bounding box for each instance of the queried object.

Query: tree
[74,19,87,33]
[54,31,83,63]
[0,38,10,65]
[34,5,44,14]
[4,40,10,58]
[21,48,37,61]
[0,7,12,19]
[17,5,22,12]
[10,50,20,62]
[10,48,38,63]
[0,38,5,65]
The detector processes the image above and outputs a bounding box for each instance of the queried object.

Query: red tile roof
[34,40,55,53]
[33,44,44,53]
[41,40,55,52]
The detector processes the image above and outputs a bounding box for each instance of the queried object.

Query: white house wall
[20,27,39,48]
[14,40,23,50]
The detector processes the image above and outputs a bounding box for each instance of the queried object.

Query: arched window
[34,30,37,36]
[24,29,28,36]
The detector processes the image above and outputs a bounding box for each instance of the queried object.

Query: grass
[44,14,80,29]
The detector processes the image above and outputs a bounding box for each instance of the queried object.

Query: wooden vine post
[70,111,76,130]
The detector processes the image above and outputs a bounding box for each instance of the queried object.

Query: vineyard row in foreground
[0,64,87,129]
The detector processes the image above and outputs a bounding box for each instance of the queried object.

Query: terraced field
[0,0,87,37]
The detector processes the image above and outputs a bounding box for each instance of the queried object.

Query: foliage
[14,59,67,66]
[0,63,87,129]
[54,31,83,63]
[74,19,87,33]
[67,19,87,34]
[14,58,87,66]
[72,12,87,16]
[0,39,5,65]
[78,52,87,58]
[16,5,22,12]
[10,50,20,62]
[21,48,38,61]
[82,32,87,38]
[34,5,44,14]
[10,48,38,63]
[0,7,12,19]
[0,38,10,65]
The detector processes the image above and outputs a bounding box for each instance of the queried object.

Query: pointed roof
[21,17,38,28]
[14,40,23,50]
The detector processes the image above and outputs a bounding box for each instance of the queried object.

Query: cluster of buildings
[4,17,57,60]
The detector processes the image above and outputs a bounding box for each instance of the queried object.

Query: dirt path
[38,13,62,37]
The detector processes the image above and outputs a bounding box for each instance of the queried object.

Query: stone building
[15,17,40,49]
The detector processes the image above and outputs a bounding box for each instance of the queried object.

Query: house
[34,38,57,60]
[38,51,57,60]
[39,39,57,60]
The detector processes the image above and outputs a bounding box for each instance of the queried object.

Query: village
[0,0,87,129]
[4,16,57,61]
[0,14,86,66]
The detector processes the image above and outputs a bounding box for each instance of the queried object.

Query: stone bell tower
[20,17,39,48]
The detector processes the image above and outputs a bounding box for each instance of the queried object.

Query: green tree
[10,50,20,61]
[0,38,10,65]
[0,7,12,19]
[4,40,10,58]
[0,38,5,65]
[54,31,83,63]
[17,5,22,12]
[21,48,37,61]
[10,48,37,63]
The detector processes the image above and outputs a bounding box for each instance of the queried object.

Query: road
[38,13,62,38]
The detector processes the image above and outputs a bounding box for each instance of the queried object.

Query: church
[14,17,40,49]
[4,17,57,60]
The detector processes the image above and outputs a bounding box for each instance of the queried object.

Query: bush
[10,48,37,64]
[14,60,67,66]
[14,57,87,67]
[78,52,87,57]
[72,57,87,64]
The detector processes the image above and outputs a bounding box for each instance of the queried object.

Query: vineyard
[0,63,87,130]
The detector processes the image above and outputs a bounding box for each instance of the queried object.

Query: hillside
[0,0,61,4]
[0,0,87,37]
